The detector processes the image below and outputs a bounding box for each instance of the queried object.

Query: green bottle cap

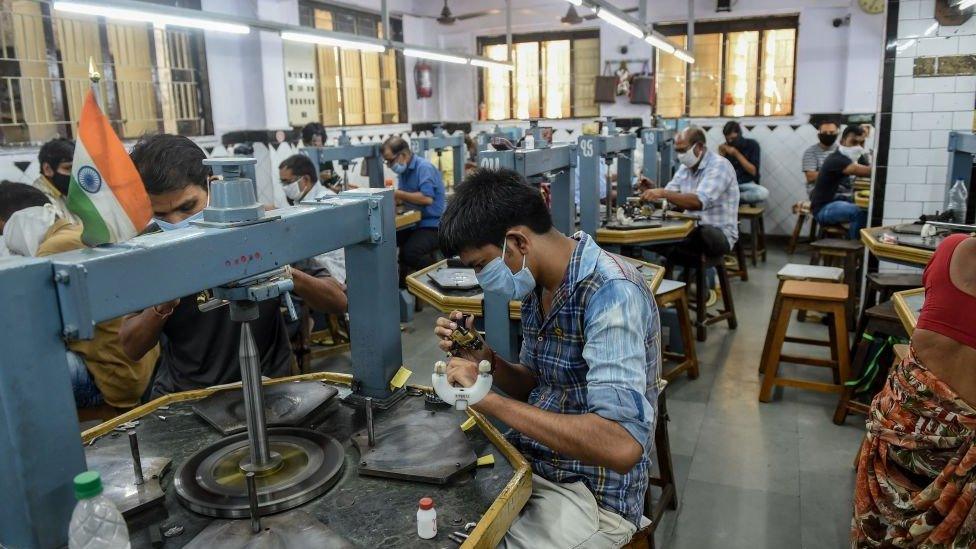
[73,471,103,500]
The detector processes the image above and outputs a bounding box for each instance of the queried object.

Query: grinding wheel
[174,427,343,518]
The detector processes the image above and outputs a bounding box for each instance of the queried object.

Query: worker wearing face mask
[809,125,872,240]
[801,120,842,196]
[31,138,81,225]
[640,126,740,266]
[433,168,659,548]
[380,135,446,286]
[120,134,347,397]
[2,182,159,411]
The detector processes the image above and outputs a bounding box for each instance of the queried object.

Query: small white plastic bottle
[523,134,535,150]
[417,497,437,539]
[68,471,131,549]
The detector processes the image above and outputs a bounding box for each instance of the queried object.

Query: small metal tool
[448,533,466,544]
[449,314,482,355]
[246,472,261,534]
[365,396,375,448]
[452,531,469,539]
[128,430,144,485]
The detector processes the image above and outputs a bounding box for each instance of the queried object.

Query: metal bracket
[54,264,92,340]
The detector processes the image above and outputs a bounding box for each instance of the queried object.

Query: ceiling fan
[431,0,501,25]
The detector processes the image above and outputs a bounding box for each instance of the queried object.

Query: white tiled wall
[883,0,976,227]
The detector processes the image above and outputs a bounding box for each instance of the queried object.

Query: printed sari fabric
[852,347,976,548]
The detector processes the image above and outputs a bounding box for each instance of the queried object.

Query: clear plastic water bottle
[949,179,968,223]
[68,471,131,549]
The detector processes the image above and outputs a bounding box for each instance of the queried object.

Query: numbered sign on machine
[579,139,595,158]
[480,156,501,170]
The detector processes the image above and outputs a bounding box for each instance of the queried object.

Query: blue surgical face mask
[155,210,204,232]
[476,237,536,300]
[391,161,407,175]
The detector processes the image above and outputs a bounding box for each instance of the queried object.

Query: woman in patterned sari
[852,233,976,547]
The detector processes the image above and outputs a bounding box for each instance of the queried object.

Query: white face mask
[677,144,701,168]
[838,145,864,162]
[282,178,304,201]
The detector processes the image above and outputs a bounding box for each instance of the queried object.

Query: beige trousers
[499,474,638,549]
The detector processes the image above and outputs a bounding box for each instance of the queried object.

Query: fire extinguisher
[415,61,433,99]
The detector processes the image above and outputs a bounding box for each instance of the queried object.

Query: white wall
[881,0,976,227]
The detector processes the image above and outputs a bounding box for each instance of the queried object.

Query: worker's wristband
[151,305,173,320]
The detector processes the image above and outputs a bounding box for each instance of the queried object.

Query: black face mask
[51,172,71,195]
[818,133,838,147]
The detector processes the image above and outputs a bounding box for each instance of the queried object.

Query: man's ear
[506,229,531,254]
[41,162,53,178]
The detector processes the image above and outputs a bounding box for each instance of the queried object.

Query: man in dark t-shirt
[718,121,768,204]
[120,135,347,397]
[810,126,872,240]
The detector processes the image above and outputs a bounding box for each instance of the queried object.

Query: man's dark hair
[279,154,317,182]
[841,125,865,141]
[722,121,741,136]
[817,119,839,130]
[382,135,410,156]
[439,168,552,257]
[38,138,74,172]
[129,134,209,195]
[0,181,50,223]
[301,122,327,146]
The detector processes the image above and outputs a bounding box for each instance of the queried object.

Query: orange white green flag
[66,90,152,246]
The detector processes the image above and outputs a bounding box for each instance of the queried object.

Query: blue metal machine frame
[411,124,465,189]
[577,120,637,237]
[0,188,401,548]
[640,127,674,185]
[300,129,386,189]
[472,141,578,361]
[945,131,976,223]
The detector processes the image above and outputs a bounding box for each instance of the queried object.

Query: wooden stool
[738,205,767,266]
[623,390,677,549]
[862,272,923,312]
[669,253,737,342]
[788,201,813,255]
[810,238,864,327]
[758,264,845,375]
[656,280,699,381]
[759,280,851,402]
[725,239,749,282]
[833,301,908,424]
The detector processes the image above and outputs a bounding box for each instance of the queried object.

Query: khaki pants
[499,474,637,549]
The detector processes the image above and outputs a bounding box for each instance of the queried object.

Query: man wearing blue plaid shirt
[434,169,660,548]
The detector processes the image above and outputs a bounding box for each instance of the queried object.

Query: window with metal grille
[294,1,406,127]
[477,30,599,121]
[0,0,213,145]
[655,16,797,118]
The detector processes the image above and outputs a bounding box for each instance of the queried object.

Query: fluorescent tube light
[281,31,385,52]
[470,58,514,71]
[562,0,583,6]
[674,49,695,64]
[644,33,676,54]
[53,1,250,34]
[957,0,976,9]
[403,48,468,65]
[596,8,645,39]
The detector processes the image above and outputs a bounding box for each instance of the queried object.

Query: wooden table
[595,216,696,246]
[892,287,925,335]
[395,209,421,230]
[407,257,666,320]
[861,226,938,267]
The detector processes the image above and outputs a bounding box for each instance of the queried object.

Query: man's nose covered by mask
[52,172,72,195]
[818,133,838,147]
[475,238,536,301]
[282,178,304,201]
[154,210,204,232]
[677,145,701,169]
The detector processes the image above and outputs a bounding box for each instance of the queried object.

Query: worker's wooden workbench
[861,226,937,267]
[892,287,925,335]
[396,209,422,230]
[406,257,666,320]
[594,216,696,246]
[82,372,530,548]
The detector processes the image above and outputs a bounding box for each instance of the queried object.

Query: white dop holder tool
[432,360,493,410]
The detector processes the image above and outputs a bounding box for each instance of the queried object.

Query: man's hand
[152,299,180,318]
[434,311,491,362]
[641,187,667,202]
[446,357,479,388]
[637,176,655,191]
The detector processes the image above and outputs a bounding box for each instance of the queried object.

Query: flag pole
[88,56,102,109]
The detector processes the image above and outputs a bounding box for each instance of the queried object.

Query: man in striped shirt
[802,120,841,196]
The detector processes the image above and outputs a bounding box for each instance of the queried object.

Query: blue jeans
[66,350,104,408]
[815,200,867,240]
[738,182,769,204]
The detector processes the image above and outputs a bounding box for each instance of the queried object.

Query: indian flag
[66,90,152,246]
